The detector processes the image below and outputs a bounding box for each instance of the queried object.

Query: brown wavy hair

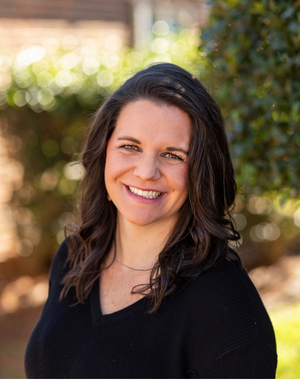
[61,63,241,313]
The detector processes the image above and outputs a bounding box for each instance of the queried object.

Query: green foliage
[1,11,299,266]
[200,0,300,197]
[1,29,200,112]
[0,29,201,262]
[270,302,300,379]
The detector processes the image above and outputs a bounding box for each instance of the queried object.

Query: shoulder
[177,259,277,377]
[48,239,70,283]
[185,258,261,313]
[180,258,276,351]
[173,261,276,378]
[182,258,252,304]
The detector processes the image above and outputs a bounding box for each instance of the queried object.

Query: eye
[163,152,184,161]
[120,144,140,152]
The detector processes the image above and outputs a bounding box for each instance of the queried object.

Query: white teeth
[128,186,162,199]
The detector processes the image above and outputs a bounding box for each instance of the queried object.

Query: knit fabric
[25,240,277,378]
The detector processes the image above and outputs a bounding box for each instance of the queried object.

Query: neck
[114,214,175,269]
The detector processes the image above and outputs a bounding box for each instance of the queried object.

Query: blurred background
[0,0,299,377]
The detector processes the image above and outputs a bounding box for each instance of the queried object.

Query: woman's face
[104,100,192,228]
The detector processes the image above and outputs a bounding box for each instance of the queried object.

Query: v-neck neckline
[89,278,148,325]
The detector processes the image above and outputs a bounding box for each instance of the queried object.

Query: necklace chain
[113,241,153,271]
[114,258,153,271]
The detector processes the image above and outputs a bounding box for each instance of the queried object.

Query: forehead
[113,100,192,148]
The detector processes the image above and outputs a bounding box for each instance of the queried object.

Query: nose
[133,153,160,181]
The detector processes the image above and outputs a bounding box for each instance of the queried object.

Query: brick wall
[0,19,130,52]
[0,0,132,23]
[0,0,208,55]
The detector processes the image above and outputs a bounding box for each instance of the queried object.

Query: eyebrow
[117,136,189,155]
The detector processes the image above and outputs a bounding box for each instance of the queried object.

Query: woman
[25,63,277,378]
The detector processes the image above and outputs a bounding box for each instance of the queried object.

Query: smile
[128,186,162,199]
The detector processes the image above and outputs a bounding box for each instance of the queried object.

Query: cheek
[105,149,133,183]
[169,166,189,195]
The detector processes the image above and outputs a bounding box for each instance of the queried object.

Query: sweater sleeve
[24,239,70,379]
[182,261,277,379]
[199,337,277,379]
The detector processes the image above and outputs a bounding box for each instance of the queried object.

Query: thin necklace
[115,258,153,271]
[113,241,153,271]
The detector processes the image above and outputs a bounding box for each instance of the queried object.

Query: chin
[124,216,159,227]
[118,209,163,227]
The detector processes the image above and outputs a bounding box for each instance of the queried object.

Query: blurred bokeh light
[0,0,299,378]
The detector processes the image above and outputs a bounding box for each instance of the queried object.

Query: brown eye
[121,144,140,151]
[164,152,184,161]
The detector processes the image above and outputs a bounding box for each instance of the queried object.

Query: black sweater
[25,240,277,378]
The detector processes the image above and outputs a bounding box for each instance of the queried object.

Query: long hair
[61,63,241,313]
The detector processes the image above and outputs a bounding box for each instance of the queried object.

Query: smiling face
[104,100,192,228]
